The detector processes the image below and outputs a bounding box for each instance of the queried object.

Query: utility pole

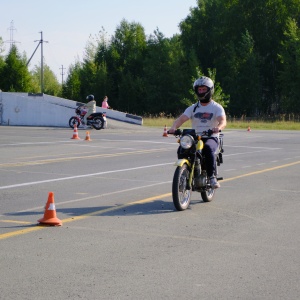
[37,31,48,93]
[60,65,65,85]
[26,31,48,93]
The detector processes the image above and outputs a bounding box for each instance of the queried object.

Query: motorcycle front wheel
[92,116,104,130]
[172,164,192,211]
[69,117,80,129]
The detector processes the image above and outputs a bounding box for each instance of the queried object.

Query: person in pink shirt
[102,96,111,109]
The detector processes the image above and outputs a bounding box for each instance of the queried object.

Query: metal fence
[227,114,300,122]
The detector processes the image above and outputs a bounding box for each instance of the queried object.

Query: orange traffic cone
[71,124,80,139]
[163,125,168,137]
[85,131,91,141]
[38,192,62,226]
[247,126,251,132]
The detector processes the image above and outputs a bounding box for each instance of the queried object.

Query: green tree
[106,19,147,112]
[62,62,82,101]
[144,30,193,116]
[79,38,98,100]
[216,30,260,116]
[94,29,112,100]
[185,67,229,109]
[31,64,61,96]
[0,37,6,89]
[207,68,230,109]
[180,0,300,117]
[0,37,4,54]
[278,18,300,113]
[57,0,300,117]
[1,45,32,92]
[63,33,110,104]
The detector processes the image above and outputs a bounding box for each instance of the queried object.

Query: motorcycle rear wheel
[92,116,104,130]
[201,188,215,202]
[172,164,192,211]
[69,117,80,129]
[201,161,217,202]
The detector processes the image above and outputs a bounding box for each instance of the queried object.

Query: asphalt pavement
[0,124,300,300]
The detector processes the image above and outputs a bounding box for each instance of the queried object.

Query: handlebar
[167,129,182,136]
[202,129,222,136]
[167,129,221,137]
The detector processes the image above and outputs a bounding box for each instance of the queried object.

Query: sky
[0,0,197,82]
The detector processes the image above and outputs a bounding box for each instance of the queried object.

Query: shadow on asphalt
[3,199,206,221]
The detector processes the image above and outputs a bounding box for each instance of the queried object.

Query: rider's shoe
[210,176,220,189]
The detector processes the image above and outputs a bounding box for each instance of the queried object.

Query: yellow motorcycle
[169,129,224,211]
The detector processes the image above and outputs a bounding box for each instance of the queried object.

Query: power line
[5,20,20,49]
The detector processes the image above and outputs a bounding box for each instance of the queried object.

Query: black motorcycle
[69,105,106,130]
[169,128,224,211]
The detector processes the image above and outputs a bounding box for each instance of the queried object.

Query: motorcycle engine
[194,175,206,188]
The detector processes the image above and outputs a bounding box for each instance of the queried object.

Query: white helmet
[193,76,214,103]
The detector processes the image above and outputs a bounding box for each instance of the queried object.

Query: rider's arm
[213,115,227,133]
[169,114,189,133]
[86,101,92,109]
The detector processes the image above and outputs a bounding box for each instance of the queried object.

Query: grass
[143,117,300,131]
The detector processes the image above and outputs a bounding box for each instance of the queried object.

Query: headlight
[180,135,194,149]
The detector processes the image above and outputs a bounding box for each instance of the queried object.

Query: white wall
[0,92,143,127]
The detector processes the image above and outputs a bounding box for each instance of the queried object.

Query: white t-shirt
[183,100,225,137]
[86,100,96,113]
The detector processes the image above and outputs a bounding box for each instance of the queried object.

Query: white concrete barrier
[0,92,143,127]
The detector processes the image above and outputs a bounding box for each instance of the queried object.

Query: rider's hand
[212,127,220,133]
[168,128,176,134]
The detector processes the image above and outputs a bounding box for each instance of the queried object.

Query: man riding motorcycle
[83,94,96,128]
[168,76,227,189]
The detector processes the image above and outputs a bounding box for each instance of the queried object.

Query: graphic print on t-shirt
[194,112,214,123]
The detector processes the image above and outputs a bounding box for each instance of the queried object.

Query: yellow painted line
[0,193,171,240]
[0,148,170,168]
[62,193,172,223]
[0,220,32,224]
[1,160,300,240]
[221,160,300,183]
[0,226,45,240]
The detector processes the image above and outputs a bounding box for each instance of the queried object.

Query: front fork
[174,158,195,190]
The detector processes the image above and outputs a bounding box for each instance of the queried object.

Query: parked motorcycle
[69,105,107,130]
[169,128,224,211]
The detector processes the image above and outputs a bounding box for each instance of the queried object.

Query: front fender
[174,159,191,168]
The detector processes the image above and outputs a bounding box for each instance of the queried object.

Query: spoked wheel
[201,161,216,202]
[201,186,215,202]
[172,164,192,211]
[92,116,104,130]
[69,117,80,129]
